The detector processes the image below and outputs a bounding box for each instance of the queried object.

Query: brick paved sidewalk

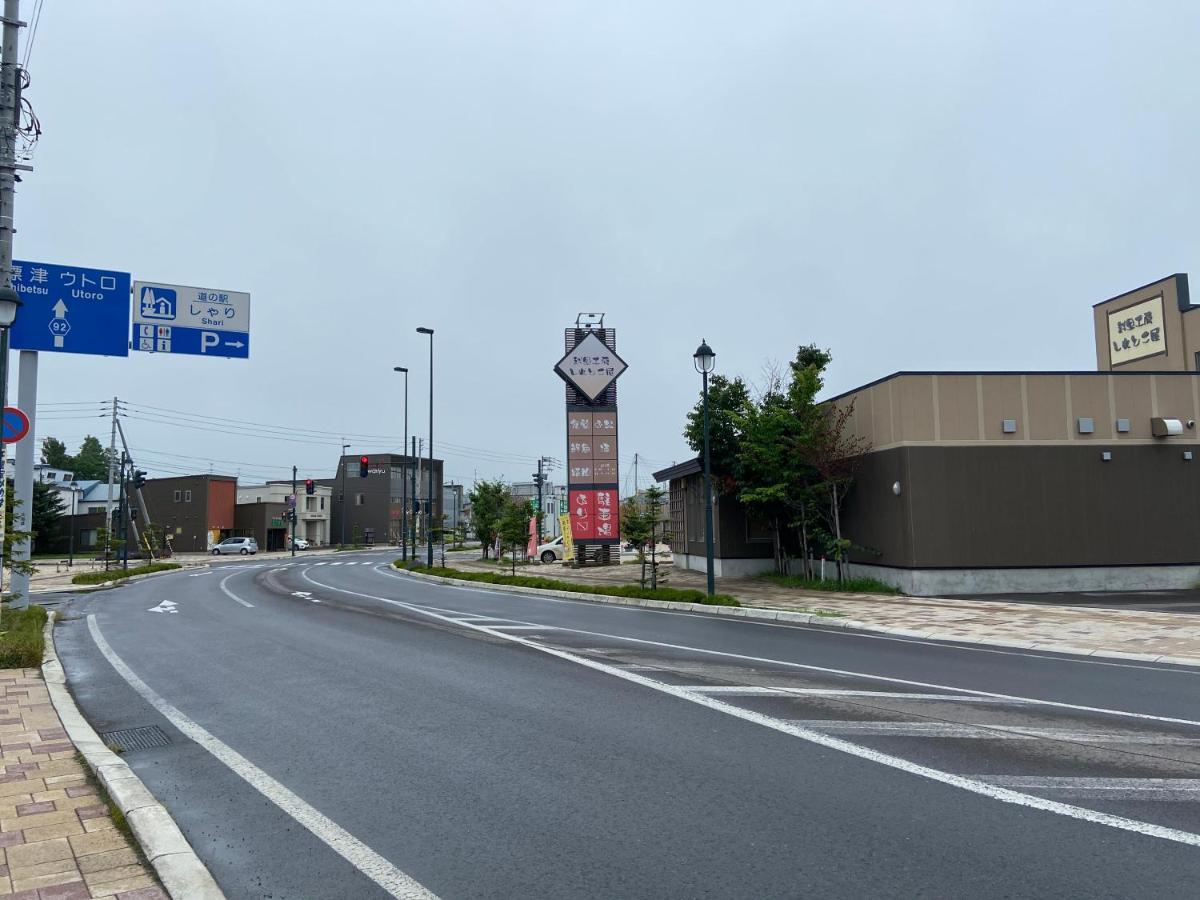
[454,557,1200,663]
[0,669,164,899]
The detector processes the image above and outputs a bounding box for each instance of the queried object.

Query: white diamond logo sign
[555,332,628,402]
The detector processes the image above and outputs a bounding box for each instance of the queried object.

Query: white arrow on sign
[49,299,70,348]
[52,299,68,318]
[291,591,319,603]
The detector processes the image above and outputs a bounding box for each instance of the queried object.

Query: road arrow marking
[188,571,212,578]
[148,600,178,614]
[291,591,319,603]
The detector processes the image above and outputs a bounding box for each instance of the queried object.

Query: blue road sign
[9,260,131,356]
[132,323,250,359]
[131,281,251,360]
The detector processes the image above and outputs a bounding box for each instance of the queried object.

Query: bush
[395,561,740,606]
[71,563,181,586]
[0,605,48,667]
[755,572,901,595]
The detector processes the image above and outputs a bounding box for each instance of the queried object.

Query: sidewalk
[454,557,1200,663]
[0,669,165,899]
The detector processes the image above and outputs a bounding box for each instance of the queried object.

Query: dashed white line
[681,687,1036,702]
[792,721,1200,743]
[86,616,439,899]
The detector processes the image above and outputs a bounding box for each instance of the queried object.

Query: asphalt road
[50,552,1200,898]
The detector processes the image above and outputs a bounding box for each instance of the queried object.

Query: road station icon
[554,331,627,402]
[139,285,177,320]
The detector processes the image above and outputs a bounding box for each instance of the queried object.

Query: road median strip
[391,562,1200,668]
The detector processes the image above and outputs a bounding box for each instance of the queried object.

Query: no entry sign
[2,407,29,444]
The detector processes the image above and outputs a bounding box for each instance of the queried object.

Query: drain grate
[99,725,170,753]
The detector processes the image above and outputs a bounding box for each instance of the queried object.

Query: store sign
[557,325,626,549]
[1108,295,1165,366]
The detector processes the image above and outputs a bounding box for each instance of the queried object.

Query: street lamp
[693,339,716,597]
[393,366,409,560]
[416,327,434,567]
[340,442,350,547]
[0,287,21,594]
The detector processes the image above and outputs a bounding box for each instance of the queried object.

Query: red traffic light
[305,479,315,495]
[359,455,369,477]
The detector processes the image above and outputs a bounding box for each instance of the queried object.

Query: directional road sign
[131,281,251,359]
[9,260,131,356]
[2,407,29,444]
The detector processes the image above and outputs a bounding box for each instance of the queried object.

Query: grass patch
[0,605,48,667]
[755,572,902,595]
[395,560,739,606]
[71,563,181,586]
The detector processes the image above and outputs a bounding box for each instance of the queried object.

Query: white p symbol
[201,331,219,354]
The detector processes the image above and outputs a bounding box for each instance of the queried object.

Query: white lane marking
[313,562,328,566]
[793,721,1200,744]
[86,616,439,899]
[371,564,1200,676]
[484,624,559,631]
[298,571,1200,849]
[453,616,504,623]
[330,562,344,566]
[218,572,254,608]
[188,572,212,578]
[148,600,178,614]
[679,687,1032,702]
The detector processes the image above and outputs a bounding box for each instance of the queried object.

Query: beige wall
[834,372,1200,451]
[1093,274,1197,372]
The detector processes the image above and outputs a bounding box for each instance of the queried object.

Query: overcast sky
[12,1,1200,491]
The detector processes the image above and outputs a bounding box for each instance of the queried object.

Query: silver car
[212,536,258,556]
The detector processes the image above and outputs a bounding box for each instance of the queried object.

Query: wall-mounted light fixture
[1101,451,1113,462]
[892,481,902,496]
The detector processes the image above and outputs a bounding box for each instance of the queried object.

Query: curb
[40,612,225,899]
[391,567,1200,669]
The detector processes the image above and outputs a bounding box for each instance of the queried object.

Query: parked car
[536,535,564,563]
[212,536,258,556]
[290,537,310,550]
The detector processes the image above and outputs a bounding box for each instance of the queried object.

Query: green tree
[70,436,111,481]
[684,374,751,490]
[621,485,669,588]
[467,480,509,559]
[2,492,35,581]
[497,496,534,576]
[31,481,64,554]
[803,398,869,583]
[41,437,70,469]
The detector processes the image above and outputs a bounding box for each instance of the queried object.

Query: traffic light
[305,479,315,495]
[359,455,369,478]
[132,470,147,489]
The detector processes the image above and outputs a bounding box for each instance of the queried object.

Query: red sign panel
[570,489,620,542]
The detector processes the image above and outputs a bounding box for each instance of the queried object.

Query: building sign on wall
[555,321,627,555]
[1108,295,1165,366]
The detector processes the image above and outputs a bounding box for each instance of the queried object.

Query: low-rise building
[236,481,332,548]
[658,273,1200,595]
[141,475,237,553]
[324,452,443,546]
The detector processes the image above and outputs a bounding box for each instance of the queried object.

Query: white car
[536,536,564,563]
[290,537,310,550]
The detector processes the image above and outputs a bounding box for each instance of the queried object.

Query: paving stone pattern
[0,670,164,899]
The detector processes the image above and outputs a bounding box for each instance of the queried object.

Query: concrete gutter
[393,567,1200,669]
[41,612,225,899]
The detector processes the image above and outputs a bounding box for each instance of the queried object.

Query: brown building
[141,475,237,554]
[323,453,443,547]
[659,273,1200,595]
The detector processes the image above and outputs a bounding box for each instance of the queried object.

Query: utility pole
[291,464,297,558]
[119,451,129,571]
[633,452,638,501]
[535,457,544,546]
[114,417,152,556]
[0,0,22,598]
[103,397,118,567]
